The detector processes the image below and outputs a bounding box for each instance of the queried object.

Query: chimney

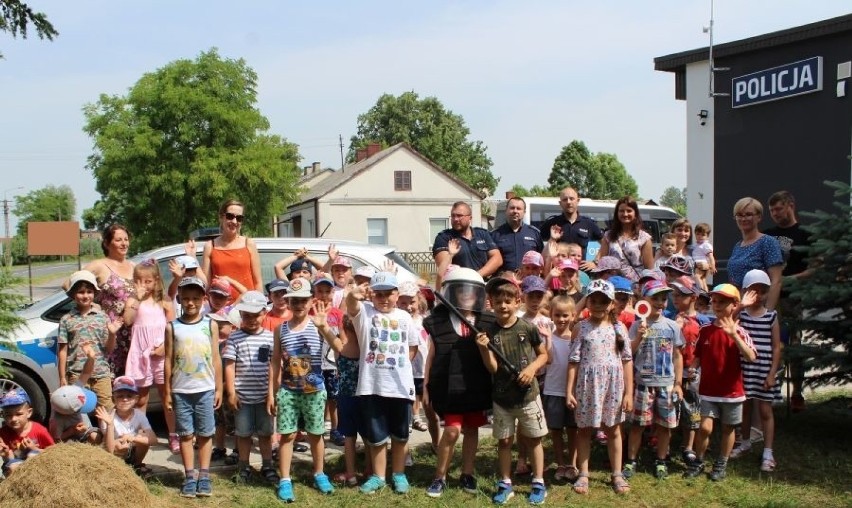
[311,161,321,174]
[366,143,382,158]
[356,149,368,162]
[505,191,516,199]
[302,165,311,176]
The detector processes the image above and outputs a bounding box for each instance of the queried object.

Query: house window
[394,170,412,191]
[367,218,388,245]
[429,218,448,248]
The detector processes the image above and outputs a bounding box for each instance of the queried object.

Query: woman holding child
[201,199,263,300]
[595,196,654,282]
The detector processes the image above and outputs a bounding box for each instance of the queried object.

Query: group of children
[0,233,785,504]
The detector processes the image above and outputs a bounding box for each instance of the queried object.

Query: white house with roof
[276,143,485,252]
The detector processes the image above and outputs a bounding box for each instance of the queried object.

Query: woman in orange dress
[201,199,262,300]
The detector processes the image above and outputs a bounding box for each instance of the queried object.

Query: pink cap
[521,250,544,267]
[558,258,579,272]
[332,256,351,268]
[209,277,231,296]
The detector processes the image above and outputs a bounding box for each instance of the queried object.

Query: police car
[1,238,419,421]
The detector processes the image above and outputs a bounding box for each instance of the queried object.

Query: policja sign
[732,56,823,108]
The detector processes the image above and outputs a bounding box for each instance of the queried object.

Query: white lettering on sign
[732,57,822,108]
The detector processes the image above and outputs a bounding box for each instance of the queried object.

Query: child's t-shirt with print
[485,318,542,408]
[279,320,325,394]
[170,316,215,394]
[629,315,684,387]
[222,328,274,404]
[352,302,418,400]
[58,308,112,379]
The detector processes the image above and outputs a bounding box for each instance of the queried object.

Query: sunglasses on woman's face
[223,212,245,223]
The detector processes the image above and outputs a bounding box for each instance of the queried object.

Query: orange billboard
[27,222,80,256]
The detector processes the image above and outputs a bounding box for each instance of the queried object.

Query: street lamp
[3,186,24,267]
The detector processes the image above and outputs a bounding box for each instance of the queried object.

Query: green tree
[660,186,687,216]
[547,140,638,199]
[83,49,302,252]
[0,0,57,58]
[12,184,76,236]
[0,267,25,377]
[508,183,558,198]
[350,91,498,195]
[787,181,852,388]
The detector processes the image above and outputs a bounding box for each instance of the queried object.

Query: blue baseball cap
[521,276,547,294]
[265,278,289,294]
[289,259,312,274]
[609,275,633,294]
[370,271,398,290]
[0,389,30,408]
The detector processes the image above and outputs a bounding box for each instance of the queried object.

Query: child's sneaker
[654,460,668,480]
[196,477,212,497]
[621,460,637,479]
[492,480,514,505]
[314,472,334,494]
[459,473,477,494]
[277,479,295,502]
[709,462,727,482]
[360,474,387,494]
[329,429,346,447]
[760,458,777,472]
[426,478,447,498]
[682,462,705,479]
[729,441,752,459]
[392,473,410,494]
[211,447,226,461]
[528,481,547,505]
[180,477,197,498]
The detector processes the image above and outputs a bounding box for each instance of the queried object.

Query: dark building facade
[655,14,852,277]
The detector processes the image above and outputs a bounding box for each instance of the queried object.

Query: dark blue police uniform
[489,223,543,273]
[538,214,603,259]
[432,227,498,271]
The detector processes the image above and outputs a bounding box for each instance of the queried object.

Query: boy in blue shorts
[345,272,419,495]
[223,290,278,485]
[164,276,223,498]
[623,280,684,480]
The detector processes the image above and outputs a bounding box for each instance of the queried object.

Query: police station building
[654,13,852,272]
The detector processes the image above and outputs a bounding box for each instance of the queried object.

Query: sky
[1,0,849,234]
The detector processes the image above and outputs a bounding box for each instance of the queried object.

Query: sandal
[572,474,589,495]
[261,466,281,485]
[232,466,252,484]
[133,463,153,479]
[224,450,239,466]
[611,473,630,495]
[564,465,580,483]
[412,419,428,431]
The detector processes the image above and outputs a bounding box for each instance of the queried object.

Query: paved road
[9,262,78,303]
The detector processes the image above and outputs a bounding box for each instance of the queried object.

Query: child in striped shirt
[223,290,277,485]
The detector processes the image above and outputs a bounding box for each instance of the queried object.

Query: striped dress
[738,309,782,402]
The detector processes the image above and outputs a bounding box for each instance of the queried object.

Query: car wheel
[1,367,49,423]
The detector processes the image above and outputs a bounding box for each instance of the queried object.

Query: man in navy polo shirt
[433,201,502,286]
[490,196,543,274]
[539,187,602,265]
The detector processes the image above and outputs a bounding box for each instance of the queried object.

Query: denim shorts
[337,394,361,438]
[323,370,340,400]
[234,402,273,437]
[173,390,215,437]
[358,395,412,446]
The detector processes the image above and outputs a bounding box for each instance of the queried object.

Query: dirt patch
[0,442,152,508]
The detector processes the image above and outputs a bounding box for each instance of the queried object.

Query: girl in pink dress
[566,280,633,495]
[123,260,177,451]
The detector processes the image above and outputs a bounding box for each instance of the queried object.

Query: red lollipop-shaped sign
[635,300,652,323]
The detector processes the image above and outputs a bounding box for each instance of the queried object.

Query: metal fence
[399,251,437,282]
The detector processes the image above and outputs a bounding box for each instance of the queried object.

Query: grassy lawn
[147,390,851,507]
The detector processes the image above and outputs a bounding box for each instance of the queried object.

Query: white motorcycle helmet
[441,267,486,312]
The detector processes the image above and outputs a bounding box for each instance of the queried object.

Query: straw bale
[0,442,151,508]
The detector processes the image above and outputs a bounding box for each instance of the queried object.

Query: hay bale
[0,442,152,508]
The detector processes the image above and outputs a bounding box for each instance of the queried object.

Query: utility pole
[339,134,345,172]
[2,186,23,267]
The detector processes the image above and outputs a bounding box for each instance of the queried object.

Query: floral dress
[96,268,136,377]
[569,320,632,428]
[607,230,651,282]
